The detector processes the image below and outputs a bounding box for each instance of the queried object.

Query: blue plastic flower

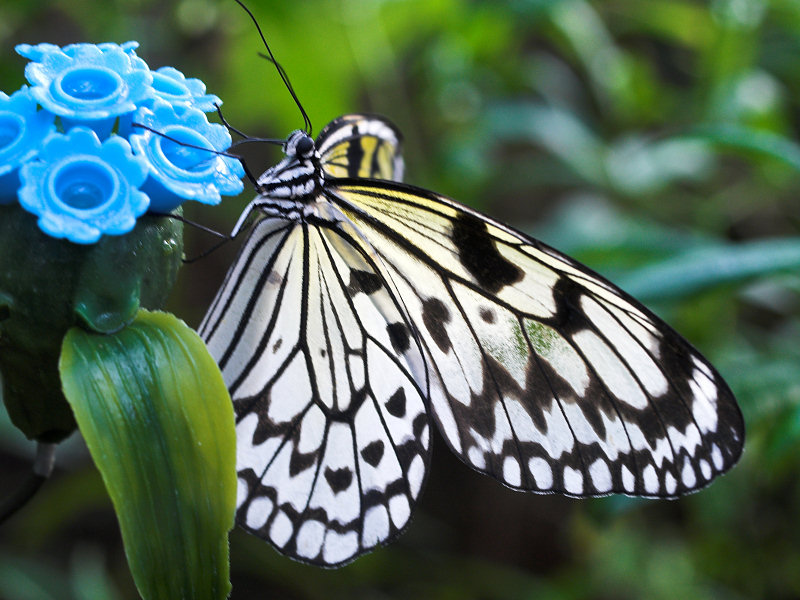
[17,42,153,138]
[130,99,244,212]
[149,66,222,113]
[18,127,149,244]
[0,87,56,202]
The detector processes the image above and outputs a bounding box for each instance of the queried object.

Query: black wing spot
[360,440,385,467]
[452,212,523,293]
[272,338,283,353]
[345,125,364,177]
[289,450,317,477]
[387,321,410,353]
[385,388,407,418]
[347,269,383,296]
[421,297,452,353]
[479,307,496,323]
[324,466,353,494]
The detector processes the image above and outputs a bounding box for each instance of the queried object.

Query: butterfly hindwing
[324,178,744,498]
[200,212,430,566]
[316,114,404,181]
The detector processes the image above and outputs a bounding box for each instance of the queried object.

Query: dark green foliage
[0,205,183,441]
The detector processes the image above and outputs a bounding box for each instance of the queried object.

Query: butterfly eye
[295,134,314,158]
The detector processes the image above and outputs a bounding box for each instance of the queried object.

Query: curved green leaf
[617,237,800,301]
[59,310,235,600]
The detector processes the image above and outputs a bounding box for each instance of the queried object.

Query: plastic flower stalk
[1,41,238,600]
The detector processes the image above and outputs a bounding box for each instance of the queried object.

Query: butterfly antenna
[152,212,229,240]
[151,212,236,263]
[183,236,234,264]
[231,0,313,135]
[131,121,262,189]
[215,103,251,140]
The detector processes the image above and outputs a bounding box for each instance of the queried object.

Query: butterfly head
[284,130,317,161]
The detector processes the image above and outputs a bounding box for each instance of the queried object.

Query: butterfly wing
[199,213,430,566]
[323,178,744,498]
[315,114,404,181]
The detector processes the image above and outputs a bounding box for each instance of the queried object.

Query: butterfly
[198,113,744,567]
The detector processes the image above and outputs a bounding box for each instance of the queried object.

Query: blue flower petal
[150,66,222,113]
[18,127,150,244]
[130,99,244,212]
[0,87,56,202]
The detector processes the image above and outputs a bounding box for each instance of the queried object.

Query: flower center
[158,128,214,173]
[54,159,116,210]
[58,67,123,103]
[0,113,24,152]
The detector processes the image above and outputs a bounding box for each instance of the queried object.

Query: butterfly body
[200,114,743,566]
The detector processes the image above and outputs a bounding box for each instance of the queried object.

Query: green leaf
[59,310,235,600]
[617,237,800,301]
[687,124,800,172]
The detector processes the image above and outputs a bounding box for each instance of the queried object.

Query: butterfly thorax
[255,130,323,200]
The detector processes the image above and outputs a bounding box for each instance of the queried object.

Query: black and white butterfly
[198,112,744,567]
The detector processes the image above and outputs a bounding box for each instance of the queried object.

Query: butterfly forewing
[201,113,743,566]
[325,179,743,497]
[200,209,430,566]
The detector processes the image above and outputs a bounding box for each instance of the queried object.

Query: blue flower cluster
[1,42,244,244]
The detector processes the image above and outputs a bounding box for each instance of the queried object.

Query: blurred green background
[2,0,800,598]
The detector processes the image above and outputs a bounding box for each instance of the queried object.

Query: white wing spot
[699,459,712,480]
[388,494,411,528]
[362,505,390,548]
[563,466,584,494]
[270,510,294,547]
[245,496,273,530]
[621,465,635,492]
[295,520,325,560]
[643,463,659,494]
[589,459,612,493]
[681,458,697,489]
[711,444,724,470]
[503,456,522,487]
[407,454,426,499]
[236,477,249,506]
[528,457,553,490]
[665,471,677,495]
[323,530,359,565]
[467,445,486,469]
